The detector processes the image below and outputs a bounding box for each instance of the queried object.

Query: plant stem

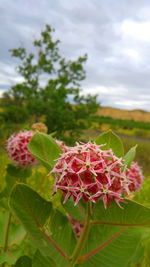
[2,212,12,267]
[70,203,91,266]
[3,212,12,252]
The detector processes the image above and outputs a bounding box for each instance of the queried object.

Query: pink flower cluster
[127,161,144,192]
[7,130,37,168]
[51,142,130,208]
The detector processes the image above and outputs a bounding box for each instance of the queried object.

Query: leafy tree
[3,25,99,143]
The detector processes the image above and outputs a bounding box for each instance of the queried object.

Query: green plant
[1,130,150,266]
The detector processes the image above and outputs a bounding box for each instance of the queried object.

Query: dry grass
[97,107,150,122]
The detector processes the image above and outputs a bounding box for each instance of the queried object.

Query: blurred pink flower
[67,215,83,238]
[7,130,37,168]
[127,161,144,192]
[51,142,129,208]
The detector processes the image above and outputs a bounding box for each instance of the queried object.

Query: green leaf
[94,130,124,157]
[92,199,150,226]
[48,209,76,258]
[124,145,137,167]
[28,132,62,171]
[0,210,26,248]
[9,184,70,266]
[79,225,145,267]
[7,164,32,179]
[14,255,32,267]
[78,200,150,266]
[62,198,86,221]
[32,250,55,267]
[0,252,15,265]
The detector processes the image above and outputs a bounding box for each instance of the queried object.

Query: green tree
[3,25,99,143]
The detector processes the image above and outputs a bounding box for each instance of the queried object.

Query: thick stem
[2,212,12,267]
[3,212,12,252]
[70,203,91,266]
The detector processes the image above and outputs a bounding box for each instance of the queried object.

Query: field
[97,107,150,122]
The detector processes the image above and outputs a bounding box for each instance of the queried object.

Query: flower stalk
[70,202,91,266]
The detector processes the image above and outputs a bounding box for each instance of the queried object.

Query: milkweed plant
[2,128,150,267]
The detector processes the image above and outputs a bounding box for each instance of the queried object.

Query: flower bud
[31,122,48,133]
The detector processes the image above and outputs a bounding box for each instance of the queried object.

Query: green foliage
[3,24,99,142]
[94,130,124,157]
[9,184,71,266]
[14,255,32,267]
[28,132,62,171]
[32,250,55,267]
[63,198,86,222]
[0,211,27,265]
[122,137,150,175]
[124,145,137,167]
[94,116,150,131]
[1,129,150,266]
[1,106,29,124]
[80,226,145,267]
[93,199,150,225]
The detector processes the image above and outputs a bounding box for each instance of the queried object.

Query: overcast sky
[1,0,150,111]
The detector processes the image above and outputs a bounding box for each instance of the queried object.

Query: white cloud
[121,20,150,42]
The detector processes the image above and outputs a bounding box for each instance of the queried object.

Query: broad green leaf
[0,252,15,265]
[0,210,26,247]
[124,145,137,167]
[92,199,150,226]
[94,130,124,157]
[79,225,145,267]
[9,184,70,266]
[0,245,27,265]
[28,132,62,171]
[48,209,76,259]
[62,198,86,221]
[14,255,32,267]
[130,242,145,265]
[32,250,55,267]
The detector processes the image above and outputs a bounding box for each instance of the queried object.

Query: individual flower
[51,142,129,208]
[6,130,37,168]
[126,161,144,192]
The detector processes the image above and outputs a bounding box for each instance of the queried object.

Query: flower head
[7,130,37,168]
[126,161,144,192]
[51,142,129,208]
